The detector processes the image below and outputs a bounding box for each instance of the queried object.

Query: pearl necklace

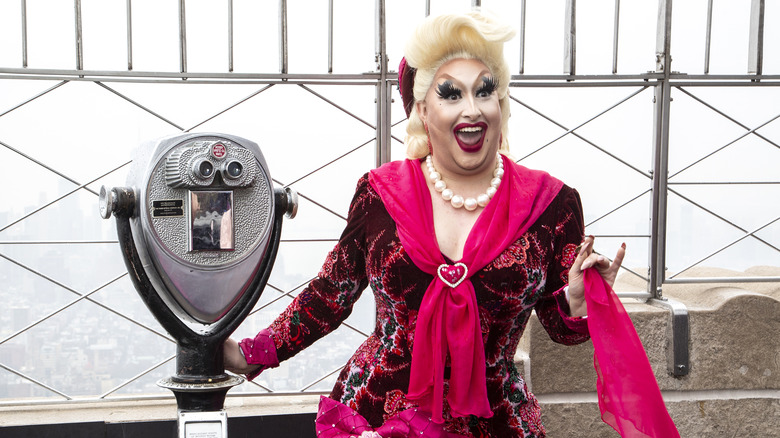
[426,153,504,211]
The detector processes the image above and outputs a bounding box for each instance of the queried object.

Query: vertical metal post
[228,0,234,72]
[279,0,288,74]
[375,0,390,167]
[425,0,430,17]
[518,0,526,74]
[564,0,576,75]
[126,0,133,70]
[179,0,187,74]
[472,0,481,7]
[612,0,620,74]
[649,0,673,299]
[748,0,764,75]
[21,0,28,67]
[74,0,83,70]
[704,0,713,74]
[328,0,334,73]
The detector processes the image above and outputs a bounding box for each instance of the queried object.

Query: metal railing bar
[668,216,780,279]
[563,0,575,75]
[674,86,780,150]
[0,273,130,346]
[594,234,652,238]
[612,0,620,74]
[668,78,780,85]
[0,160,128,233]
[179,0,187,74]
[668,187,780,254]
[95,82,185,130]
[669,112,780,179]
[0,136,92,198]
[126,0,133,71]
[509,81,660,88]
[280,239,340,243]
[0,363,72,400]
[617,291,652,300]
[510,88,653,180]
[747,0,764,75]
[241,374,274,392]
[666,276,780,284]
[518,0,526,74]
[328,0,334,73]
[585,188,651,228]
[0,390,335,408]
[298,84,376,129]
[0,252,176,341]
[273,178,348,221]
[670,181,779,185]
[0,80,68,118]
[280,0,287,74]
[704,0,713,74]
[425,0,430,17]
[0,240,118,244]
[0,67,384,81]
[283,138,374,188]
[185,84,274,132]
[1,71,777,85]
[0,75,385,86]
[99,355,175,399]
[511,73,663,81]
[21,0,28,67]
[589,248,649,283]
[299,366,343,392]
[228,0,234,72]
[74,0,83,71]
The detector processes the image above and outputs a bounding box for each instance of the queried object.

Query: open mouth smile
[454,122,487,153]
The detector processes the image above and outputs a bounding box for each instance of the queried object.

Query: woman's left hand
[566,236,626,317]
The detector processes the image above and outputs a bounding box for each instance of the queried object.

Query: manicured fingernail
[621,242,626,249]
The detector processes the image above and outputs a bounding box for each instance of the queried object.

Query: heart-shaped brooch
[437,263,469,288]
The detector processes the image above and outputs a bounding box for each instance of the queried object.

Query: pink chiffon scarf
[585,269,680,437]
[368,156,563,423]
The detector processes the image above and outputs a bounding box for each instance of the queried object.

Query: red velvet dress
[260,168,588,437]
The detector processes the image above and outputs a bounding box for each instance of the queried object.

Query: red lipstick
[453,122,487,153]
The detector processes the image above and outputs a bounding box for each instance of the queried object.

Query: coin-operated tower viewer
[100,133,297,437]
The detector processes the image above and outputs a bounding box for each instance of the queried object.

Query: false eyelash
[477,76,498,96]
[436,81,462,100]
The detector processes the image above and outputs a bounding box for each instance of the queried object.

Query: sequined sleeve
[533,186,590,344]
[266,175,373,363]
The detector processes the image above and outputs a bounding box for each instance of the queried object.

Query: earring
[425,123,433,156]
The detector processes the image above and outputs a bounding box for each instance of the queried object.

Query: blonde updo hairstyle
[404,11,516,160]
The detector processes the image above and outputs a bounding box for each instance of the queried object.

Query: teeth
[458,126,483,133]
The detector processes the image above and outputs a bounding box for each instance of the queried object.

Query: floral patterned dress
[265,171,588,437]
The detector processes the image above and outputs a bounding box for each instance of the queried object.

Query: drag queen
[225,10,625,437]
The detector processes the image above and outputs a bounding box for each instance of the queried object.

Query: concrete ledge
[0,394,321,427]
[540,394,780,437]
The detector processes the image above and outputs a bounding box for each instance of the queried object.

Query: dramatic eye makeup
[476,76,498,97]
[436,80,462,100]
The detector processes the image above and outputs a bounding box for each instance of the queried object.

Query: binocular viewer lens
[223,160,243,179]
[193,159,215,179]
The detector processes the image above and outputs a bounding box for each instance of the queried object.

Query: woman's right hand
[223,337,261,375]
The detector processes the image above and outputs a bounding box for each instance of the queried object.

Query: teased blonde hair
[403,11,516,159]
